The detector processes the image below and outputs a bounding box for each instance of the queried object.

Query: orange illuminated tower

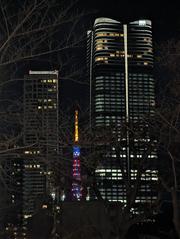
[72,110,82,200]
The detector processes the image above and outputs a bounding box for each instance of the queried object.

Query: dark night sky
[84,0,180,39]
[5,1,180,111]
[61,0,180,110]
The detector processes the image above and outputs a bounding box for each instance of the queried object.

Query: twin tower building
[88,18,157,202]
[22,18,157,223]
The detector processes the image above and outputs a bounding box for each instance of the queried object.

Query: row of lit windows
[95,85,123,89]
[38,105,57,109]
[95,56,108,62]
[96,171,158,179]
[96,39,108,44]
[95,48,152,58]
[96,46,109,51]
[96,116,123,120]
[95,100,124,104]
[96,32,124,37]
[129,87,155,92]
[95,97,124,101]
[95,109,122,112]
[25,164,41,169]
[24,150,40,154]
[109,53,133,58]
[129,80,154,84]
[95,87,123,91]
[130,95,155,99]
[129,79,154,82]
[97,192,156,197]
[94,57,150,66]
[95,107,124,111]
[129,73,153,77]
[95,76,123,79]
[95,101,124,105]
[48,88,57,92]
[129,99,154,104]
[41,79,57,83]
[97,176,157,182]
[96,93,123,97]
[96,119,122,126]
[38,99,54,102]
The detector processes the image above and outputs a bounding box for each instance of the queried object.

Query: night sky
[4,1,180,112]
[84,0,180,40]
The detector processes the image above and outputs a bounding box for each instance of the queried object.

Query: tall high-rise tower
[87,18,157,203]
[72,110,82,200]
[23,70,59,222]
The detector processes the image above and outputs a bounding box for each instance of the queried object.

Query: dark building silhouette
[87,18,157,203]
[0,153,23,238]
[22,70,59,229]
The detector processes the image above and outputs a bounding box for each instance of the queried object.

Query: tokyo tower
[72,110,82,200]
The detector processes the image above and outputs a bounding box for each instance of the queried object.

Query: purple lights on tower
[72,110,82,200]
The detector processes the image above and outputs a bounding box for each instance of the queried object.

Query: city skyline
[0,1,180,237]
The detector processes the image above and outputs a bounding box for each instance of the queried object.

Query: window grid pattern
[88,18,157,203]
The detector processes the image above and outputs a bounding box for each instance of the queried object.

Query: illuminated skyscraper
[23,70,59,222]
[72,110,82,200]
[87,18,157,202]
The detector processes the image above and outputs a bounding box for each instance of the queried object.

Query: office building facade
[87,18,157,203]
[23,70,59,223]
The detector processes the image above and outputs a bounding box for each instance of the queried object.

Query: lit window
[110,53,115,57]
[139,20,146,26]
[24,214,32,219]
[95,57,108,62]
[96,47,103,50]
[42,204,48,209]
[96,39,107,43]
[96,33,108,37]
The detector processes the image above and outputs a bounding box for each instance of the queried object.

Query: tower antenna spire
[72,109,82,200]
